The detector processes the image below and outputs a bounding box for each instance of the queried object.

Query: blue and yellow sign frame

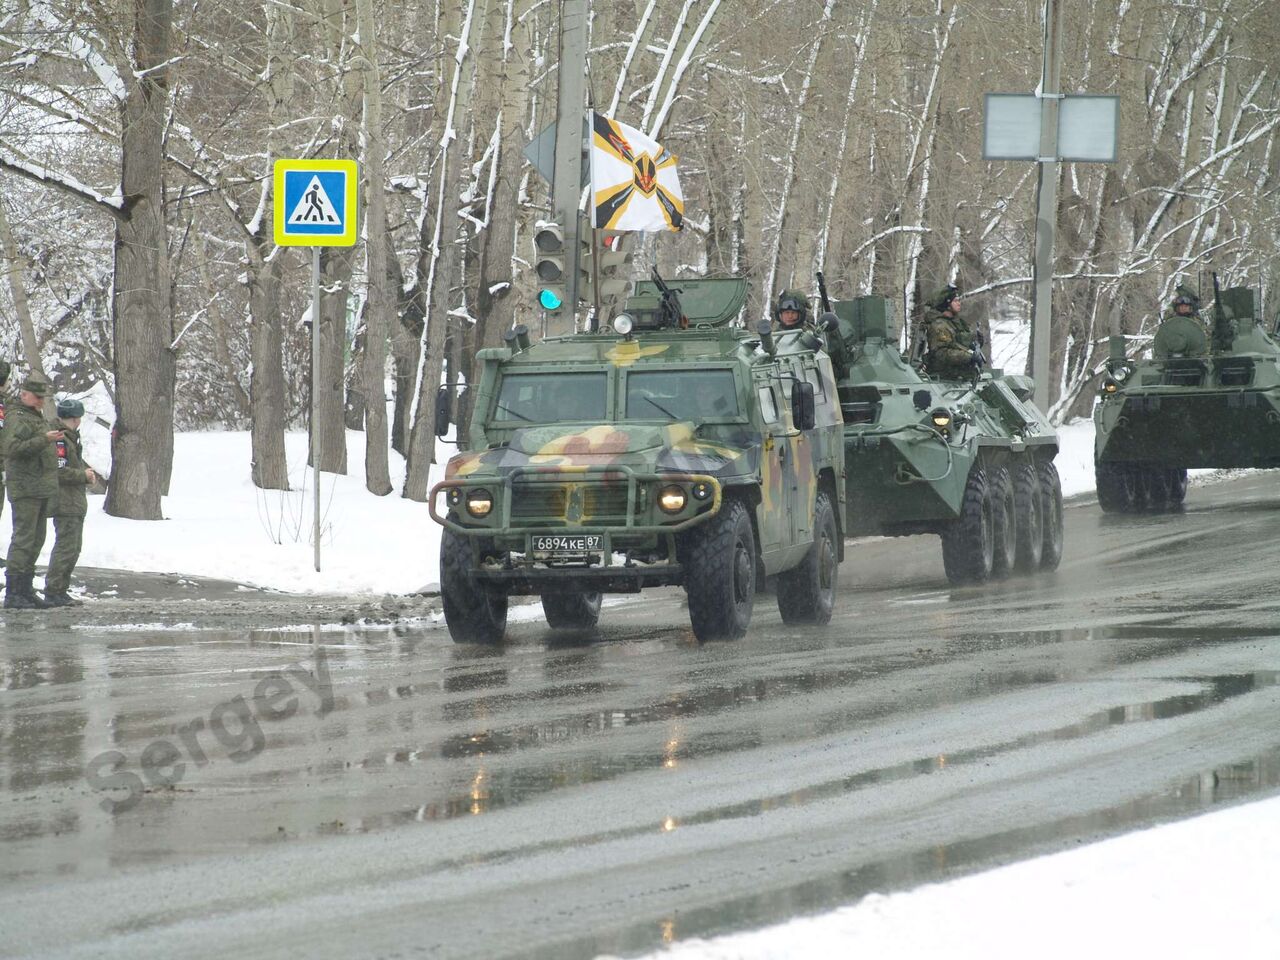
[273,158,359,247]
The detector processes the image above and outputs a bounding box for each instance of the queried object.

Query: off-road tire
[989,466,1017,579]
[440,530,508,644]
[1167,468,1189,506]
[777,491,838,624]
[1142,464,1172,512]
[1037,460,1064,571]
[1096,461,1137,513]
[541,592,603,629]
[1012,460,1043,573]
[681,498,756,641]
[941,467,994,585]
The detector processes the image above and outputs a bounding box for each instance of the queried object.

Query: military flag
[589,113,684,232]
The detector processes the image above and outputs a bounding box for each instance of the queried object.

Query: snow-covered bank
[632,793,1280,960]
[1,416,1109,596]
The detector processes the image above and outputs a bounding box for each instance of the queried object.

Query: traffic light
[532,219,566,311]
[578,229,633,318]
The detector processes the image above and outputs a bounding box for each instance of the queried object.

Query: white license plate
[532,534,602,554]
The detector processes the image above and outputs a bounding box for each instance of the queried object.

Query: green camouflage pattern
[825,294,1058,536]
[431,280,846,592]
[1096,285,1280,469]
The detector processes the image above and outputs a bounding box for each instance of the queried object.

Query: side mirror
[791,380,816,431]
[434,387,452,438]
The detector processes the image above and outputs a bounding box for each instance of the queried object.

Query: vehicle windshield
[491,372,608,423]
[624,369,739,421]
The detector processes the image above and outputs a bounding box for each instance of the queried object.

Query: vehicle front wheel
[440,530,508,644]
[542,592,603,629]
[1167,468,1189,506]
[941,467,994,585]
[1096,461,1137,513]
[1038,460,1064,571]
[778,491,839,624]
[680,498,756,641]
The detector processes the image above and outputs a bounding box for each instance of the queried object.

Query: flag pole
[591,224,602,331]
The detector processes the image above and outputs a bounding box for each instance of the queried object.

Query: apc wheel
[1096,461,1137,513]
[989,467,1017,579]
[941,467,994,585]
[541,592,603,629]
[681,498,756,641]
[1167,468,1189,506]
[1012,460,1043,573]
[1037,460,1064,571]
[778,491,838,624]
[440,530,508,644]
[1143,465,1172,512]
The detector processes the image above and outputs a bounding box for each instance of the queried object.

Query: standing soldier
[924,285,982,380]
[4,379,59,610]
[44,399,95,607]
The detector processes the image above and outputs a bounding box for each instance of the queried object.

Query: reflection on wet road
[2,473,1280,959]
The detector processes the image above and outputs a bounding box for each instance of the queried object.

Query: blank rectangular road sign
[273,158,358,246]
[983,93,1119,162]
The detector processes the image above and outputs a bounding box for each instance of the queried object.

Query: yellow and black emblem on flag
[590,113,684,232]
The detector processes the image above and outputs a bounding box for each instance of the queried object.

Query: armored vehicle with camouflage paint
[823,292,1063,584]
[1094,282,1280,512]
[428,276,846,643]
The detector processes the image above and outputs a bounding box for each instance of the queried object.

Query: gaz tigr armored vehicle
[429,276,846,644]
[1094,283,1280,512]
[826,293,1063,584]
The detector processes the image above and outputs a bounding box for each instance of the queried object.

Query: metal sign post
[273,157,359,572]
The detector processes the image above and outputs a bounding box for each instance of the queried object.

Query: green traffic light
[539,288,563,310]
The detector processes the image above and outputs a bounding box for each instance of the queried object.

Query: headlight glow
[930,407,952,429]
[466,489,494,517]
[658,485,687,514]
[1103,378,1119,394]
[613,313,635,336]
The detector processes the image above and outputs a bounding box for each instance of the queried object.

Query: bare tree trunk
[105,0,175,521]
[403,0,479,501]
[0,201,49,383]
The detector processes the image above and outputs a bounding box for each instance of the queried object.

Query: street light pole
[1030,0,1063,412]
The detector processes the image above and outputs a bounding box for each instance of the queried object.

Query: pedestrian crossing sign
[273,158,358,247]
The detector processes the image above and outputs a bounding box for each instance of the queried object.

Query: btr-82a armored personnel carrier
[1094,282,1280,512]
[429,275,846,643]
[822,288,1063,585]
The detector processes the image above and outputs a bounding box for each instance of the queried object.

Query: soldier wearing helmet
[774,290,811,331]
[1165,285,1202,321]
[924,284,982,380]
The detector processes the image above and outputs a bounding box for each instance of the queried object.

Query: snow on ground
[3,425,454,595]
[630,794,1280,960]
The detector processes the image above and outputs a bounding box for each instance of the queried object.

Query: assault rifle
[652,268,686,329]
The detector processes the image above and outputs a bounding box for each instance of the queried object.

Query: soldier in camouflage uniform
[44,398,96,607]
[4,378,60,610]
[774,290,810,330]
[924,285,982,380]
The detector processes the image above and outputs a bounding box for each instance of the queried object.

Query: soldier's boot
[4,574,43,610]
[19,575,49,610]
[42,589,74,608]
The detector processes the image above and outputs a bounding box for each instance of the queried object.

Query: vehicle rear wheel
[989,466,1017,579]
[440,530,508,644]
[1037,460,1064,571]
[1012,460,1043,573]
[778,491,838,624]
[1096,461,1137,513]
[941,467,994,585]
[1167,468,1189,506]
[541,592,603,629]
[681,498,756,641]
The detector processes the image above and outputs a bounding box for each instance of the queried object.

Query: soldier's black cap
[57,398,85,419]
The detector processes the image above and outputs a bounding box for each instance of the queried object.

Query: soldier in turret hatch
[924,285,982,380]
[774,290,811,331]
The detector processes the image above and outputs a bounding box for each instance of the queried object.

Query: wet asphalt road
[2,472,1280,959]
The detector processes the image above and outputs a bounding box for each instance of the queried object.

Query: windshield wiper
[638,393,680,420]
[494,403,534,422]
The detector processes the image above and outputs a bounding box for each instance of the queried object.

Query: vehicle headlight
[658,485,687,514]
[930,407,952,429]
[1102,377,1120,394]
[691,481,713,501]
[447,488,463,507]
[613,313,635,336]
[1112,365,1131,382]
[466,489,494,517]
